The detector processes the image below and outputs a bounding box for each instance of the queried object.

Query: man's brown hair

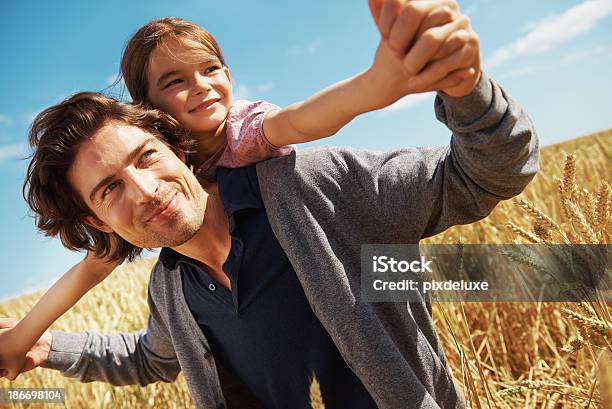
[120,17,226,104]
[23,92,194,262]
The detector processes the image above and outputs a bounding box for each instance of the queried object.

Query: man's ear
[83,215,114,234]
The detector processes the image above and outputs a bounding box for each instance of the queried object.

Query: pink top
[194,99,294,181]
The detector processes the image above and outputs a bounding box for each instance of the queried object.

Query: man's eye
[102,182,119,199]
[140,149,157,164]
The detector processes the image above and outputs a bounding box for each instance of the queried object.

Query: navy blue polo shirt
[173,165,378,409]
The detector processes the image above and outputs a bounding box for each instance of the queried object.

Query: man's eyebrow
[88,137,158,202]
[155,58,220,88]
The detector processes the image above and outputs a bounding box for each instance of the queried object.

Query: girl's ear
[223,66,232,85]
[83,215,114,234]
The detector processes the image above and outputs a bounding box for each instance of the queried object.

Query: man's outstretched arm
[4,282,182,386]
[258,71,539,244]
[349,70,539,240]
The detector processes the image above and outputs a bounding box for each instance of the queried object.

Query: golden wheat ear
[309,374,325,409]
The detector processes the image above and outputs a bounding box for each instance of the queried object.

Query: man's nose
[125,168,158,204]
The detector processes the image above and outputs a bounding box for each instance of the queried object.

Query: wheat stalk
[309,375,325,409]
[497,380,548,398]
[504,221,542,243]
[562,307,611,338]
[515,199,570,243]
[563,198,599,244]
[595,181,611,235]
[561,329,585,353]
[560,153,579,202]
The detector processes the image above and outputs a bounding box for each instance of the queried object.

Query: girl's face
[146,40,232,137]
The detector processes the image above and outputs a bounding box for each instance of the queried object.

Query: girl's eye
[164,78,182,89]
[102,181,119,199]
[205,65,220,74]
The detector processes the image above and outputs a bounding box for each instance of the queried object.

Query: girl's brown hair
[121,17,226,104]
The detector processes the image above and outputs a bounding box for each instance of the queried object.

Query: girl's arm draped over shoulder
[0,252,118,380]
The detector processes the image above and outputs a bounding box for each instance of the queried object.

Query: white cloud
[287,40,321,57]
[382,92,434,113]
[485,0,612,68]
[497,43,612,79]
[233,82,275,101]
[497,64,551,79]
[0,114,12,126]
[561,43,612,63]
[0,142,27,162]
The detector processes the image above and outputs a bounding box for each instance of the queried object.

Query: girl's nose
[192,72,212,95]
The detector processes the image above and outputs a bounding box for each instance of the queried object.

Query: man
[1,2,539,408]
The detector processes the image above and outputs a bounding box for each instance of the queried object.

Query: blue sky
[0,0,611,300]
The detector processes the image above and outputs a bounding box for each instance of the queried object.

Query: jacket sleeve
[345,71,540,240]
[41,287,181,386]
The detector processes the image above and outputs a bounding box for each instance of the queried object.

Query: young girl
[0,15,476,380]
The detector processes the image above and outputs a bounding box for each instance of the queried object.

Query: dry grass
[1,129,610,409]
[420,128,611,409]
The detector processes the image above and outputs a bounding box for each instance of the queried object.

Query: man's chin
[129,219,202,249]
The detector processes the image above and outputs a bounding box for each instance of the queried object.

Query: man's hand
[0,318,52,381]
[367,0,481,99]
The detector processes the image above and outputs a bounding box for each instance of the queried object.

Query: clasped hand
[366,0,482,108]
[0,318,52,381]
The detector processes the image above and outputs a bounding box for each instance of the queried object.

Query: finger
[0,318,18,328]
[387,1,450,54]
[379,0,401,37]
[428,67,476,91]
[413,5,457,44]
[403,15,470,76]
[409,43,477,89]
[5,369,19,381]
[442,69,481,97]
[432,29,471,60]
[22,352,37,373]
[368,0,384,29]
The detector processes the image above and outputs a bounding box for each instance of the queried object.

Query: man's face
[68,121,207,248]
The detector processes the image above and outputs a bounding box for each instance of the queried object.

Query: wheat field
[1,129,610,409]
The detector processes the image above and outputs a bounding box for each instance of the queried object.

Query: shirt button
[204,351,212,360]
[208,283,216,291]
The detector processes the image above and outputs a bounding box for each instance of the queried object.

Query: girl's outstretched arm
[262,1,479,148]
[0,251,120,380]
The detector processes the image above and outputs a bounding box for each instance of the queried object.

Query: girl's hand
[367,0,481,100]
[0,318,52,381]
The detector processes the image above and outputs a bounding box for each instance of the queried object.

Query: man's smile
[147,191,179,224]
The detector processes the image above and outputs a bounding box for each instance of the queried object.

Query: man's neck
[172,183,230,272]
